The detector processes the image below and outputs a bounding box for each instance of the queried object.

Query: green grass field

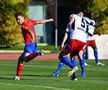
[0,59,108,90]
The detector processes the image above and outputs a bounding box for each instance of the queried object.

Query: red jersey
[21,19,38,44]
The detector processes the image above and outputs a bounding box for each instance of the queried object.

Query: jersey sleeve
[66,14,76,32]
[30,19,38,25]
[22,20,37,30]
[69,14,76,19]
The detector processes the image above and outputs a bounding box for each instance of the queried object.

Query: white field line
[0,83,74,90]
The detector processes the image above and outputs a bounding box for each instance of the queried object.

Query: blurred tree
[0,0,29,47]
[83,0,108,34]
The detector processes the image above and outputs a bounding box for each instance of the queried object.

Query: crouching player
[52,43,78,80]
[52,8,87,80]
[52,23,78,80]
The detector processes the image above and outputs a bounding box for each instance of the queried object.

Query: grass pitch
[0,59,108,90]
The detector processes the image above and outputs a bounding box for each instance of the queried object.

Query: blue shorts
[18,42,38,61]
[23,42,38,54]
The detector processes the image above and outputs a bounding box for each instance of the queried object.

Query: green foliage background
[85,0,108,34]
[0,0,108,47]
[0,0,29,47]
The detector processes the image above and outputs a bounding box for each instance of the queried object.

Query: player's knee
[93,48,98,52]
[93,46,97,50]
[18,58,24,63]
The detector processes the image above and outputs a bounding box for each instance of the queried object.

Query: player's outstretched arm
[36,18,54,24]
[95,22,104,28]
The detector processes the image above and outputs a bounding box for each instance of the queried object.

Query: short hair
[14,12,24,19]
[75,6,83,14]
[88,11,94,19]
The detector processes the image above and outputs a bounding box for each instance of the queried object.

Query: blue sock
[79,58,85,77]
[52,62,64,75]
[61,56,73,69]
[82,51,86,63]
[71,58,77,66]
[83,51,86,60]
[94,49,98,63]
[71,58,77,78]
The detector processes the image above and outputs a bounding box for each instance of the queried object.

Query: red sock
[16,63,24,77]
[25,52,39,62]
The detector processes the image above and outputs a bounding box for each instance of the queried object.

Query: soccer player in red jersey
[14,13,53,80]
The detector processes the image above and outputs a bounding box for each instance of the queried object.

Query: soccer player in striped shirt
[83,11,104,66]
[52,8,89,80]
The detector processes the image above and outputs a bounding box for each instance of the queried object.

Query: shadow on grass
[22,74,52,77]
[0,74,68,81]
[0,77,14,80]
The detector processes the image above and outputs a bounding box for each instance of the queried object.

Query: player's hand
[60,43,64,50]
[30,37,35,42]
[30,39,34,42]
[59,46,63,51]
[22,26,28,30]
[99,22,105,26]
[49,18,54,22]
